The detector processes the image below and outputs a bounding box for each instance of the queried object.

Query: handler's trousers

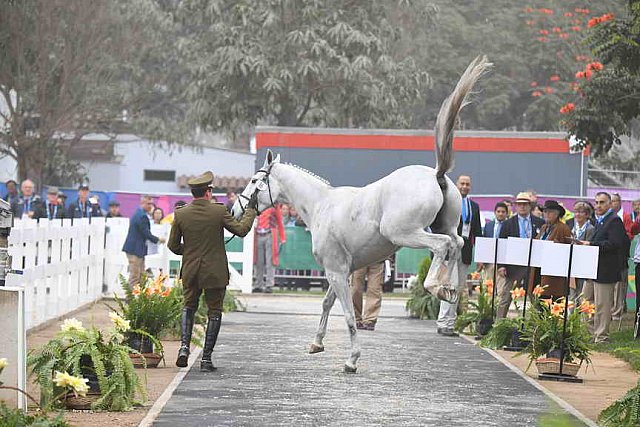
[350,262,384,324]
[436,260,469,329]
[612,267,628,319]
[485,264,509,319]
[255,233,276,290]
[183,285,226,317]
[583,280,615,343]
[126,254,145,287]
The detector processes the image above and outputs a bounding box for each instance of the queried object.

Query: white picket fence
[6,217,254,331]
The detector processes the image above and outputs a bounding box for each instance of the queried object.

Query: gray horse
[232,56,491,372]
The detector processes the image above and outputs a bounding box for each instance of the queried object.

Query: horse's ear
[273,153,280,164]
[266,149,274,164]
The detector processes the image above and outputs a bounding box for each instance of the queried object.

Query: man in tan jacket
[169,171,257,371]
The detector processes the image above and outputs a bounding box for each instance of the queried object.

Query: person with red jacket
[253,203,286,293]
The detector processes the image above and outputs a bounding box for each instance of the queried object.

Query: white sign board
[505,237,531,266]
[531,240,555,268]
[474,238,508,264]
[0,287,26,410]
[540,244,599,279]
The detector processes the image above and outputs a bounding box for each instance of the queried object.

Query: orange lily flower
[161,288,171,298]
[550,302,564,317]
[510,287,526,300]
[132,285,141,296]
[579,300,596,318]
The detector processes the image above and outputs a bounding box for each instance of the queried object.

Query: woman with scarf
[529,200,573,300]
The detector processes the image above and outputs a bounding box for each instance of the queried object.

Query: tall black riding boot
[176,307,195,368]
[200,314,222,372]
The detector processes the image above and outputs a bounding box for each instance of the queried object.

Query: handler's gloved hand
[247,191,259,210]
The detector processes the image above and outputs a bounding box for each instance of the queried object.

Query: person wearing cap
[168,171,258,371]
[496,191,544,318]
[68,184,102,218]
[123,195,165,288]
[106,200,122,218]
[528,200,572,299]
[57,191,67,210]
[161,200,187,225]
[34,186,65,220]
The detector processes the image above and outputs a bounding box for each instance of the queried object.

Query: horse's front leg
[326,269,360,373]
[309,286,336,354]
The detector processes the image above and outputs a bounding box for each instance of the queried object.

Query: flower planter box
[61,391,102,410]
[129,352,163,369]
[535,358,580,377]
[127,333,154,354]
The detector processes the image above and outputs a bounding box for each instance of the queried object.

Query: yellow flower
[0,358,7,370]
[54,371,89,396]
[510,287,526,300]
[61,318,85,332]
[109,312,131,332]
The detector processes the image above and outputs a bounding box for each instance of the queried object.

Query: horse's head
[232,149,282,218]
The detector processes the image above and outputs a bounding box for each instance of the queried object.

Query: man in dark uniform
[68,184,102,218]
[168,171,257,371]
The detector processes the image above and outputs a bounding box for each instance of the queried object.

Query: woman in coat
[569,201,596,303]
[529,200,573,299]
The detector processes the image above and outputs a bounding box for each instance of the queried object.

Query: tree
[0,0,187,186]
[563,0,640,155]
[178,0,432,133]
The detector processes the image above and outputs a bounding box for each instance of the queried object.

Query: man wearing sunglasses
[168,171,258,371]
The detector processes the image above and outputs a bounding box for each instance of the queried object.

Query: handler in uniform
[168,171,257,371]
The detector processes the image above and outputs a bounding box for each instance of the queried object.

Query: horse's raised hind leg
[325,269,360,373]
[387,229,457,303]
[309,287,336,354]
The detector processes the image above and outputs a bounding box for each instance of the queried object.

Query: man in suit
[68,184,102,218]
[122,195,165,287]
[168,171,257,371]
[579,192,629,343]
[11,179,42,219]
[482,201,509,315]
[437,175,482,337]
[497,192,544,318]
[34,186,65,220]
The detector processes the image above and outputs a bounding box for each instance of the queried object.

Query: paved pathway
[154,296,586,426]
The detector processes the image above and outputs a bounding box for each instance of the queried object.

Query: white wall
[81,139,255,193]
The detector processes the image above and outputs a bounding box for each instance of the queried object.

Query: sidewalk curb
[137,346,203,427]
[460,335,597,427]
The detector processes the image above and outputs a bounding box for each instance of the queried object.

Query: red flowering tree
[563,0,640,154]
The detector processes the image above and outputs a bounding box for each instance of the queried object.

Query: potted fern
[455,279,494,336]
[111,274,181,367]
[28,317,146,411]
[405,256,441,320]
[519,295,594,376]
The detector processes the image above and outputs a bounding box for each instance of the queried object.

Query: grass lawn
[594,312,640,371]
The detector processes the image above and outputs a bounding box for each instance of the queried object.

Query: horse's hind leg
[309,287,336,354]
[387,229,458,303]
[325,269,361,373]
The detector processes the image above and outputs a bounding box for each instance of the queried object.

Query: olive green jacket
[168,199,256,289]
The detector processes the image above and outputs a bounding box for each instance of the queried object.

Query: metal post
[490,238,499,320]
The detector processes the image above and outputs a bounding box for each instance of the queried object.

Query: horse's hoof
[343,364,357,374]
[309,344,325,354]
[436,287,458,304]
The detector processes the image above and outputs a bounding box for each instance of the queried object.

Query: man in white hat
[496,191,545,318]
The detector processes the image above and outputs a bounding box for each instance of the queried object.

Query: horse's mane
[284,163,331,186]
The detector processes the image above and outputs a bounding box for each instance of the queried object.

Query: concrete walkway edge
[137,347,203,427]
[461,335,597,427]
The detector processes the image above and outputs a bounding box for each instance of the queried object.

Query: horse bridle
[237,168,275,216]
[226,168,275,244]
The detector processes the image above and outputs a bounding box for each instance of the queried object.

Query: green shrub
[0,402,69,427]
[599,379,640,426]
[405,256,440,320]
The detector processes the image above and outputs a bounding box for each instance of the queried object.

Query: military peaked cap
[187,171,214,189]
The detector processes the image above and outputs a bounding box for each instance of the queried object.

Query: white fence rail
[6,217,254,331]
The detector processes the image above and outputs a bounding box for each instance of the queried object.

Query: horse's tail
[435,55,492,189]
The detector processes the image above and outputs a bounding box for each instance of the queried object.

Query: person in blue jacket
[122,195,165,286]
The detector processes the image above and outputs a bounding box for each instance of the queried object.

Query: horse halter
[237,168,275,216]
